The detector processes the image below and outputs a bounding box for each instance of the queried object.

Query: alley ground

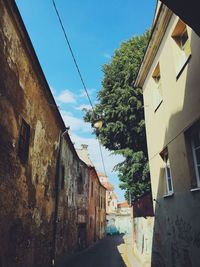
[58,234,142,267]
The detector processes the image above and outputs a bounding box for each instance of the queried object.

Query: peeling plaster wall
[152,193,200,267]
[87,169,106,245]
[133,217,154,267]
[99,184,106,239]
[55,138,90,260]
[87,169,99,245]
[0,1,63,266]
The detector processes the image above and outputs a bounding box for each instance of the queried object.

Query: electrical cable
[52,0,107,176]
[52,0,94,110]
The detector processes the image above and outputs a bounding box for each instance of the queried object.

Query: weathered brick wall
[56,139,79,258]
[87,168,106,245]
[55,138,90,260]
[0,1,63,266]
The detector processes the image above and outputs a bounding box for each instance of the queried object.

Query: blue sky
[16,0,156,201]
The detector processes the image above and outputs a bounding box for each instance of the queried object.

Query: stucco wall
[133,217,154,267]
[115,214,132,234]
[142,11,200,267]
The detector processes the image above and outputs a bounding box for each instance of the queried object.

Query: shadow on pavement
[58,234,127,267]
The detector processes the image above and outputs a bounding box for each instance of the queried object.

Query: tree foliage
[84,31,151,201]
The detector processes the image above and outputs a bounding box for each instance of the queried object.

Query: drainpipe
[52,129,69,266]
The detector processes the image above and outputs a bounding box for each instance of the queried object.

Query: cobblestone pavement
[59,235,128,267]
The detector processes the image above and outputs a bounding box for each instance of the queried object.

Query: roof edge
[4,0,66,130]
[134,4,173,88]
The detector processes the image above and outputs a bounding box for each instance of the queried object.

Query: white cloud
[57,90,76,104]
[60,110,92,133]
[75,104,92,111]
[80,88,96,98]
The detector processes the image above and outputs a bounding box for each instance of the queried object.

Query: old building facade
[115,202,131,235]
[135,1,200,266]
[0,1,106,267]
[55,135,90,262]
[76,145,106,246]
[0,1,64,265]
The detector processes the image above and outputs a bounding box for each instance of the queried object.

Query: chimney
[81,144,88,150]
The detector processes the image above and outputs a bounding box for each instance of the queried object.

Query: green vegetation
[84,31,151,201]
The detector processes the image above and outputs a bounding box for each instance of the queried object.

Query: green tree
[84,31,151,201]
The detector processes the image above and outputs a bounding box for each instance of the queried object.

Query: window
[152,63,163,111]
[91,181,93,198]
[18,119,30,163]
[191,130,200,188]
[160,149,174,195]
[77,173,83,194]
[172,20,191,75]
[90,217,92,228]
[61,165,65,190]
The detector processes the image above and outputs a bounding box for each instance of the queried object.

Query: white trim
[190,187,200,192]
[164,158,174,195]
[163,192,174,198]
[191,133,200,188]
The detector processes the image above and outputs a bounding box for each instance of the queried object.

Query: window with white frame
[191,130,200,188]
[161,149,174,195]
[152,63,163,111]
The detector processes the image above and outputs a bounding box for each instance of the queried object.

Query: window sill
[163,192,174,198]
[176,54,192,80]
[190,187,200,192]
[154,100,163,113]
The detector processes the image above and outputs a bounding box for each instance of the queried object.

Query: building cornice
[134,4,173,88]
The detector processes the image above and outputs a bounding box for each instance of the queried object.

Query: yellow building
[135,1,200,266]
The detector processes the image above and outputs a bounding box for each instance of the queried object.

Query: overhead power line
[52,0,93,110]
[52,0,107,176]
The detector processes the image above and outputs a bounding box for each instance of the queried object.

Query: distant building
[115,202,132,234]
[76,145,106,245]
[98,172,117,213]
[117,201,130,214]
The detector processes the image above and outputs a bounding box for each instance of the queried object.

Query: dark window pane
[61,165,65,189]
[195,148,200,165]
[197,166,200,181]
[168,178,172,192]
[166,166,171,178]
[78,174,83,194]
[193,132,200,148]
[18,119,30,163]
[181,30,188,47]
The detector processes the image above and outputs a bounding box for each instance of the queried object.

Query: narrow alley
[59,235,130,267]
[2,0,200,266]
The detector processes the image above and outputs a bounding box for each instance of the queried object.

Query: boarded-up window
[61,165,65,190]
[18,119,30,163]
[78,173,83,194]
[91,181,93,197]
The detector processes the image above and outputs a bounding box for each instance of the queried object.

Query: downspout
[52,129,68,266]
